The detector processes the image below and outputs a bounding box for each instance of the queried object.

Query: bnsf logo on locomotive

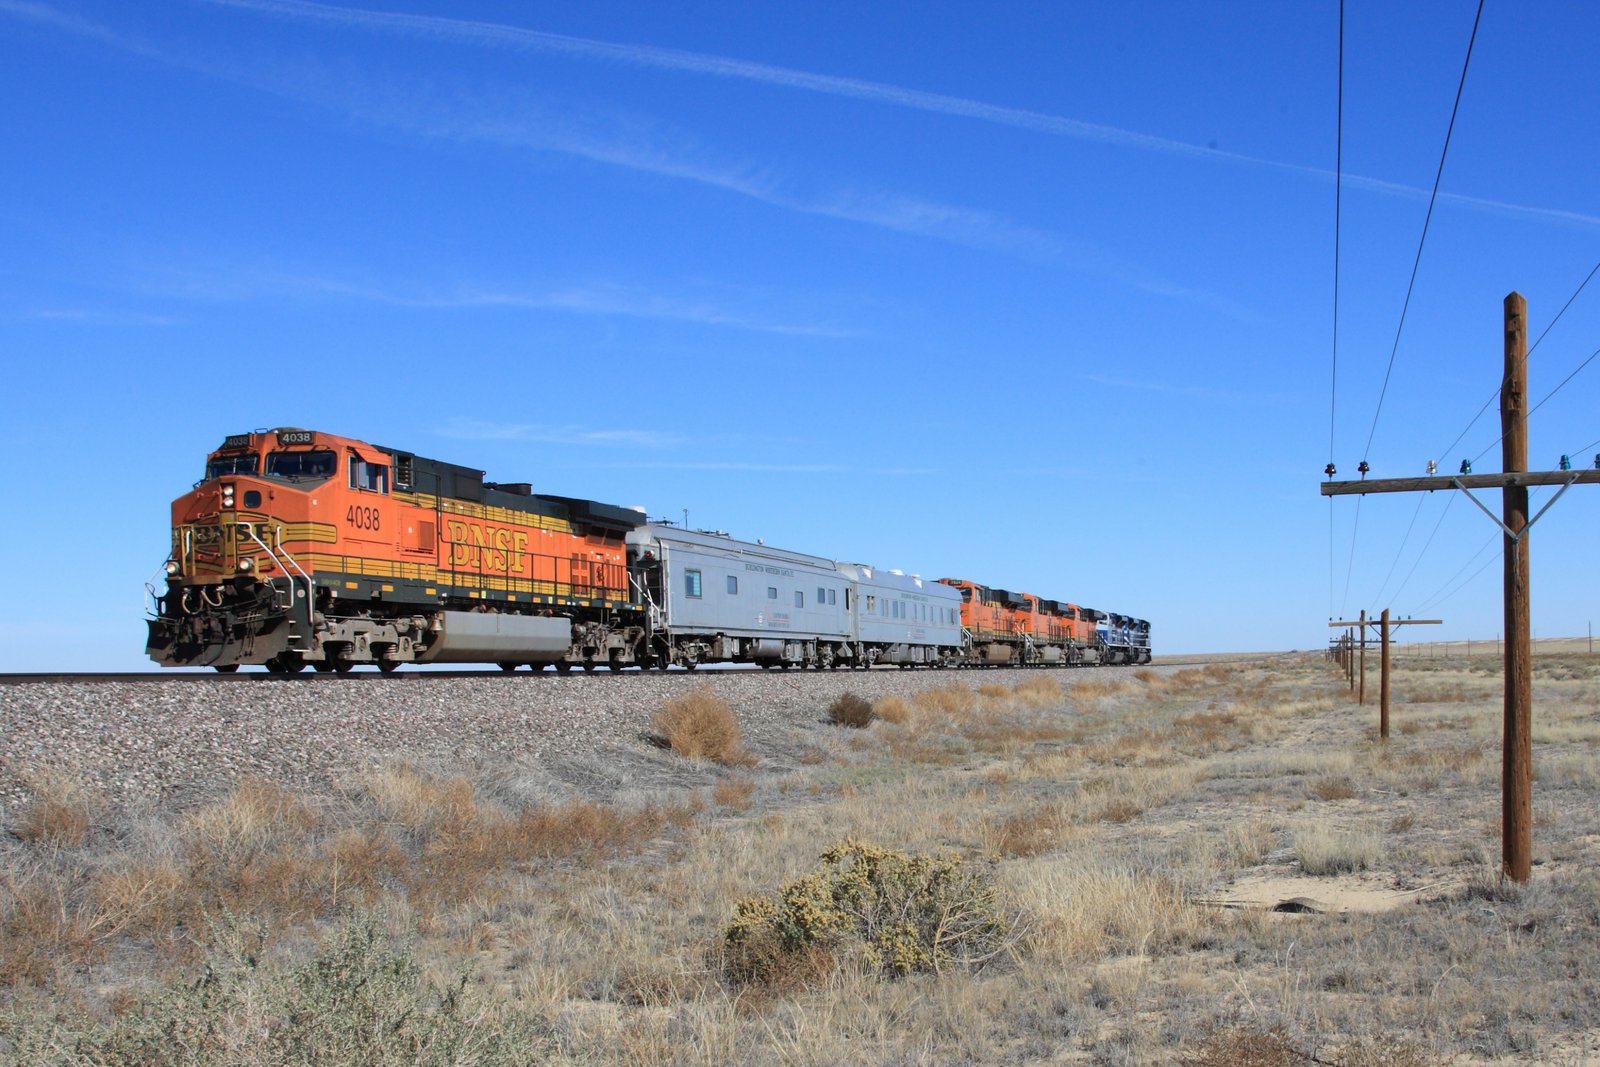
[443,518,531,573]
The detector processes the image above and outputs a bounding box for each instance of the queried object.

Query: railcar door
[340,449,397,551]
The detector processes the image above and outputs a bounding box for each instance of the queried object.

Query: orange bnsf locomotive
[147,428,648,672]
[147,428,1149,672]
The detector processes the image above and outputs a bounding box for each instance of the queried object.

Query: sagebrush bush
[724,839,1014,985]
[0,908,550,1066]
[653,688,747,765]
[828,692,875,728]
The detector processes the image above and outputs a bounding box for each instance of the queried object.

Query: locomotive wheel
[213,664,239,673]
[498,662,519,672]
[312,660,335,673]
[377,659,401,674]
[583,661,598,672]
[554,662,572,673]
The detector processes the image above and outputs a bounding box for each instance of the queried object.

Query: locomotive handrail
[272,526,316,615]
[142,559,170,617]
[238,523,312,614]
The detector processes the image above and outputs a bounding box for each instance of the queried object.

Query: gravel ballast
[0,670,1017,814]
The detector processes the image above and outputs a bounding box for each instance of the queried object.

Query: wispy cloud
[202,0,1600,233]
[592,460,941,476]
[437,418,681,449]
[1079,372,1293,406]
[406,100,1060,255]
[132,258,849,335]
[26,306,177,325]
[0,1,1059,256]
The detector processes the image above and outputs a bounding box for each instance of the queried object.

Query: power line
[1340,495,1362,616]
[1370,491,1428,606]
[1329,0,1344,468]
[1360,0,1485,463]
[1435,259,1600,466]
[1328,0,1344,622]
[1387,492,1458,606]
[1472,343,1600,466]
[1411,530,1498,614]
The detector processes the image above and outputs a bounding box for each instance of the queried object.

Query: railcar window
[865,595,875,613]
[727,575,738,595]
[817,587,825,604]
[349,457,389,494]
[265,450,336,481]
[828,589,836,606]
[205,454,258,480]
[795,591,804,608]
[767,587,777,600]
[685,570,702,598]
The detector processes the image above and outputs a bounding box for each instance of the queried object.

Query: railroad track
[0,658,1247,685]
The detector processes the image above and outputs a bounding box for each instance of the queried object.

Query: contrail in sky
[198,0,1600,231]
[203,0,1228,162]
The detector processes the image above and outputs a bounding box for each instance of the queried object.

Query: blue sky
[2,0,1596,669]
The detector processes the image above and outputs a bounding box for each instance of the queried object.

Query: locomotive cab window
[205,454,258,480]
[349,457,389,494]
[265,450,336,482]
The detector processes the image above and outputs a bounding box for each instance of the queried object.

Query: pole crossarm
[1320,469,1600,496]
[1328,619,1441,629]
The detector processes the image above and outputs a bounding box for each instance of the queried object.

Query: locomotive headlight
[237,558,254,573]
[164,561,181,577]
[221,484,235,506]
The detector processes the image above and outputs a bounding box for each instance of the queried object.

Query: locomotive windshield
[205,454,258,480]
[266,450,337,481]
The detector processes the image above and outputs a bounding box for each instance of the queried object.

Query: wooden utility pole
[1502,292,1533,883]
[1329,615,1439,739]
[1358,609,1367,704]
[1380,608,1391,739]
[1321,292,1600,882]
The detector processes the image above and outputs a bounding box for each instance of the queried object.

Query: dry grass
[871,694,912,724]
[7,654,1600,1064]
[652,687,748,765]
[1292,821,1382,875]
[9,771,94,847]
[1308,774,1357,801]
[1224,816,1275,867]
[712,777,755,810]
[1011,674,1064,707]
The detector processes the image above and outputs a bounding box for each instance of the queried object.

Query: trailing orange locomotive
[940,581,1150,666]
[147,428,1149,672]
